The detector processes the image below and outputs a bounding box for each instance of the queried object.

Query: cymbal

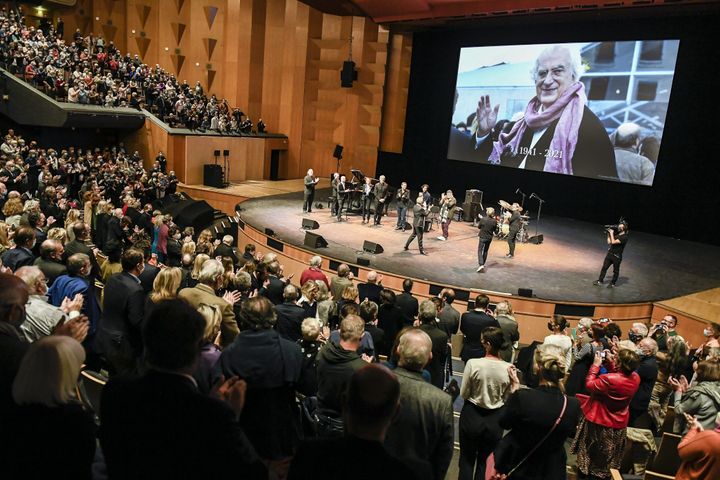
[521,215,530,219]
[498,200,512,210]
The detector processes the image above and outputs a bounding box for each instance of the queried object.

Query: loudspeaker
[528,234,544,244]
[302,218,320,230]
[333,144,344,159]
[304,231,328,248]
[174,200,214,232]
[357,257,371,267]
[465,189,482,204]
[362,240,384,254]
[203,164,223,188]
[518,288,533,298]
[340,60,357,88]
[265,228,276,237]
[213,150,221,156]
[462,202,481,222]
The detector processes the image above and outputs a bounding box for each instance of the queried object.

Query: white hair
[197,259,225,284]
[531,45,583,82]
[14,266,44,292]
[632,322,649,338]
[397,329,432,371]
[222,235,233,245]
[309,256,322,267]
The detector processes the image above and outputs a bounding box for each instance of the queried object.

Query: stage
[238,188,720,304]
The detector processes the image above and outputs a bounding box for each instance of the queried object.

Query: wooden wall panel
[380,32,412,153]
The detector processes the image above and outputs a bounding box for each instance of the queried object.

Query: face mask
[629,332,644,344]
[704,328,713,337]
[547,321,555,332]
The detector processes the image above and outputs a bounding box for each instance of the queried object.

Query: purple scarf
[489,81,586,174]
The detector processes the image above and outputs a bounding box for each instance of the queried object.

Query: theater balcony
[0,69,146,130]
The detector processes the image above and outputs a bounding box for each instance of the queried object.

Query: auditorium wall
[43,0,410,181]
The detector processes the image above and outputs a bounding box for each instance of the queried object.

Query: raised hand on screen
[475,95,500,138]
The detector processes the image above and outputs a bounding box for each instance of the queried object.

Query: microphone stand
[517,189,526,208]
[530,193,545,240]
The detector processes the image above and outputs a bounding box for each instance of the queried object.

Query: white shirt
[543,334,573,373]
[460,357,513,409]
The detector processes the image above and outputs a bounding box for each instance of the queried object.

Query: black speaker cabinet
[333,144,344,159]
[462,202,481,222]
[304,232,328,248]
[465,189,482,204]
[340,61,357,88]
[362,240,384,254]
[528,234,544,244]
[301,218,320,230]
[518,288,533,298]
[203,164,223,188]
[357,257,371,267]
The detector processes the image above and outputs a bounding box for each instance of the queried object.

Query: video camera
[603,217,628,234]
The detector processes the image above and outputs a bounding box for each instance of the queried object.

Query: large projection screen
[447,41,679,186]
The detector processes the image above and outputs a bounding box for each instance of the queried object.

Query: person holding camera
[594,221,629,288]
[650,314,678,352]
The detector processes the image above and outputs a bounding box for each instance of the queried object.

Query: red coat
[299,267,329,288]
[577,364,640,429]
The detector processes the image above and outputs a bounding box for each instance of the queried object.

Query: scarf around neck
[489,81,586,174]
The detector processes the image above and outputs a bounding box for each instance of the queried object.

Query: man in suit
[372,175,389,225]
[178,259,239,347]
[104,208,127,255]
[396,279,418,327]
[495,300,519,363]
[274,284,306,342]
[33,240,67,287]
[477,207,498,272]
[98,249,146,375]
[360,177,374,224]
[1,227,35,271]
[438,288,461,338]
[99,299,266,479]
[258,261,286,305]
[336,175,350,221]
[385,329,453,480]
[404,196,428,255]
[460,294,500,362]
[303,169,319,213]
[215,235,239,265]
[358,270,383,304]
[506,204,523,259]
[242,243,258,266]
[64,222,101,280]
[417,300,449,389]
[329,172,340,216]
[138,248,160,295]
[395,181,411,231]
[330,263,354,301]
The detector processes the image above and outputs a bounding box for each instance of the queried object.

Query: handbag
[487,394,568,480]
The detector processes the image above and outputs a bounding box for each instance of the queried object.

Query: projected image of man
[613,123,656,186]
[473,46,617,179]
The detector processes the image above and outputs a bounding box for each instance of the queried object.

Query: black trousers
[459,401,504,480]
[405,225,424,252]
[478,238,492,266]
[303,190,315,212]
[362,196,373,221]
[336,196,347,219]
[599,253,622,284]
[507,228,519,255]
[373,200,385,224]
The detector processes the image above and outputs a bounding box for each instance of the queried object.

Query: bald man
[303,168,320,213]
[614,123,656,185]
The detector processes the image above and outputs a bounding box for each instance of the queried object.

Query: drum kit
[495,199,530,242]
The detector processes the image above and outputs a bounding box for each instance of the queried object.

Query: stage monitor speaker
[213,149,221,156]
[465,189,482,204]
[462,202,481,222]
[362,240,384,254]
[340,60,357,88]
[333,144,344,159]
[302,219,320,230]
[174,200,214,232]
[203,164,223,188]
[357,257,371,267]
[518,288,533,298]
[265,228,276,237]
[304,231,328,248]
[528,234,544,244]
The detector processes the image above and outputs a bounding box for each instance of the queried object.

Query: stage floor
[238,189,720,304]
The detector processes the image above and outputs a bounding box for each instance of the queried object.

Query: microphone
[529,193,536,199]
[515,188,520,194]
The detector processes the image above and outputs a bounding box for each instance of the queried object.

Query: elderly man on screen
[474,45,617,179]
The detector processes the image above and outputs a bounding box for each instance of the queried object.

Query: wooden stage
[180,179,720,346]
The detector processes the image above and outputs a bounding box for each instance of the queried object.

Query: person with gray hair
[33,239,66,286]
[495,300,519,363]
[613,122,656,185]
[417,299,448,389]
[470,44,616,180]
[385,328,454,480]
[300,255,329,287]
[629,336,659,426]
[214,234,238,265]
[178,259,240,347]
[275,283,307,342]
[629,322,649,344]
[358,270,383,304]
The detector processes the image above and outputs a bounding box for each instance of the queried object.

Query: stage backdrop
[376,11,720,246]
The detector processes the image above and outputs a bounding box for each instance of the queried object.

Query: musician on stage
[437,190,457,241]
[404,196,428,255]
[372,175,389,226]
[330,172,340,215]
[360,176,374,224]
[476,207,497,272]
[303,168,320,213]
[395,182,411,231]
[593,221,629,288]
[420,183,432,206]
[506,203,523,258]
[336,175,350,221]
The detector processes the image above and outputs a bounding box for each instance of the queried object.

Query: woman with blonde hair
[197,228,215,256]
[181,239,196,256]
[193,303,223,394]
[3,197,24,227]
[47,227,69,245]
[0,221,11,255]
[6,336,96,478]
[64,208,82,242]
[151,212,169,264]
[149,267,183,304]
[188,253,210,289]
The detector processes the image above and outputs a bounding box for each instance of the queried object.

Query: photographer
[650,314,679,353]
[593,220,629,288]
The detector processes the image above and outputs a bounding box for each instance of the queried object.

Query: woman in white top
[459,327,520,480]
[543,315,573,373]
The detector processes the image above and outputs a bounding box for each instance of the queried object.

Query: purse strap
[505,394,568,478]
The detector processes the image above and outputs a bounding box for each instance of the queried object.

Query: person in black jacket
[259,261,286,305]
[100,299,266,480]
[137,247,160,295]
[629,337,659,427]
[274,284,306,342]
[358,270,383,304]
[98,248,146,376]
[418,300,449,389]
[215,235,239,265]
[166,226,182,267]
[33,239,67,287]
[460,294,500,363]
[404,196,428,255]
[377,289,404,357]
[396,278,418,326]
[1,226,35,271]
[359,300,385,361]
[64,222,102,280]
[476,207,497,272]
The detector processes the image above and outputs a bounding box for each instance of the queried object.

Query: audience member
[358,270,383,304]
[675,412,720,480]
[274,283,306,342]
[460,294,500,362]
[396,278,418,326]
[671,359,720,432]
[437,287,460,338]
[543,314,573,373]
[299,255,328,287]
[629,337,659,427]
[417,299,448,389]
[33,239,67,285]
[329,263,353,300]
[1,226,35,270]
[495,300,519,363]
[376,289,404,357]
